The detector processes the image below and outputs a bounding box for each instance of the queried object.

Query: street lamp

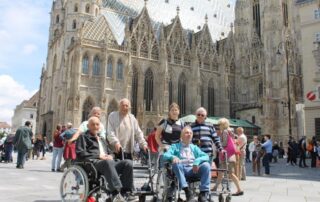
[277,39,292,136]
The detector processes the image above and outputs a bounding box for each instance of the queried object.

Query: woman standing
[155,102,185,202]
[213,118,243,196]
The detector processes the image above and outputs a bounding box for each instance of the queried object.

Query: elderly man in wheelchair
[61,116,137,202]
[163,126,211,202]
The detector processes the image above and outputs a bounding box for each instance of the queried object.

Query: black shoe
[198,191,209,202]
[184,188,196,202]
[232,191,244,196]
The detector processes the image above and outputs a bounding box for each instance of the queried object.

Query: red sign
[306,91,316,101]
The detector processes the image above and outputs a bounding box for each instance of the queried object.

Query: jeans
[263,153,272,174]
[17,148,28,167]
[51,147,64,170]
[172,162,210,192]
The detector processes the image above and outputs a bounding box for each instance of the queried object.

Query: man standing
[190,107,222,162]
[107,98,148,159]
[261,134,273,175]
[13,121,33,169]
[298,135,308,168]
[236,127,247,180]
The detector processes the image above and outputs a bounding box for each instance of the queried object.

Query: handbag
[223,130,237,159]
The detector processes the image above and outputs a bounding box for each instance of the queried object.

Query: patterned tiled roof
[101,0,235,44]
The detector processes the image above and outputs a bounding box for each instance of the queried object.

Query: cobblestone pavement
[0,153,319,202]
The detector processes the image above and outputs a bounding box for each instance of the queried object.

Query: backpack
[307,143,313,152]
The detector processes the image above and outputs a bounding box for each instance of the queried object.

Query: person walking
[261,134,273,175]
[13,121,33,169]
[4,133,15,163]
[51,124,64,172]
[60,123,77,171]
[236,127,247,180]
[213,118,243,196]
[310,136,318,168]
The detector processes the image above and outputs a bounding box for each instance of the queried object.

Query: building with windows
[12,91,38,135]
[0,122,11,135]
[296,0,320,139]
[38,0,303,143]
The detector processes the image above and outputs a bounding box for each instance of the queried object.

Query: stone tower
[233,0,303,142]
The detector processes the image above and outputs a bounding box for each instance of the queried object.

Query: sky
[0,0,51,124]
[0,0,236,125]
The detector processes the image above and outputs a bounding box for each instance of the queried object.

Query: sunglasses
[197,114,205,117]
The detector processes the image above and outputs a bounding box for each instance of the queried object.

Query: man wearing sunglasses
[190,107,222,163]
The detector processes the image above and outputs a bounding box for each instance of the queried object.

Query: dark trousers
[299,151,307,167]
[311,152,317,168]
[94,159,134,192]
[263,153,272,174]
[17,148,28,167]
[4,144,13,162]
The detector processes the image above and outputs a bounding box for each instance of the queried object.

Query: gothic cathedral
[37,0,303,143]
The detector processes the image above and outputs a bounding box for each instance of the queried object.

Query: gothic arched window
[107,57,113,78]
[253,0,261,37]
[174,47,181,64]
[258,80,263,97]
[82,54,89,74]
[117,59,124,79]
[56,15,60,24]
[74,4,78,12]
[200,85,204,107]
[85,4,90,13]
[184,51,191,66]
[82,97,94,122]
[93,56,100,75]
[52,54,57,73]
[131,38,137,56]
[72,20,77,29]
[144,68,154,111]
[178,73,187,115]
[131,66,138,116]
[208,79,215,116]
[140,38,148,58]
[151,43,159,60]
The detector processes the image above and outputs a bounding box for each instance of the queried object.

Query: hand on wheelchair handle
[172,157,180,164]
[114,143,122,153]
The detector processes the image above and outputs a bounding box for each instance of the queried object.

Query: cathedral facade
[37,0,303,143]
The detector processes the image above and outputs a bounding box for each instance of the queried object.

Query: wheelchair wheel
[60,165,89,202]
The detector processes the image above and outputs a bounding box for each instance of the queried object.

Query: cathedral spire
[205,14,208,24]
[176,6,180,16]
[144,0,148,7]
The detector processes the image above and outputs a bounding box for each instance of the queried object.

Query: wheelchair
[156,160,215,202]
[60,161,112,202]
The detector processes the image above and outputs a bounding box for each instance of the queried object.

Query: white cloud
[22,44,38,55]
[0,75,37,124]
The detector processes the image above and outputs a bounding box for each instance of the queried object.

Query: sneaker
[184,188,196,202]
[198,191,209,202]
[126,194,139,202]
[112,193,125,202]
[51,169,55,172]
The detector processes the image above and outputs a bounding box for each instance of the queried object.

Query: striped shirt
[191,121,222,157]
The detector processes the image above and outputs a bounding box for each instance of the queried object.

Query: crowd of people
[2,98,320,202]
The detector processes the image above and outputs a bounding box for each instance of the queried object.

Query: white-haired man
[107,98,148,160]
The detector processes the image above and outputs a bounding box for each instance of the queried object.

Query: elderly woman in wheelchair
[162,126,211,202]
[60,117,136,202]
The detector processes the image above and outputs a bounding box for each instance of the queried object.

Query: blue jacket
[163,142,209,166]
